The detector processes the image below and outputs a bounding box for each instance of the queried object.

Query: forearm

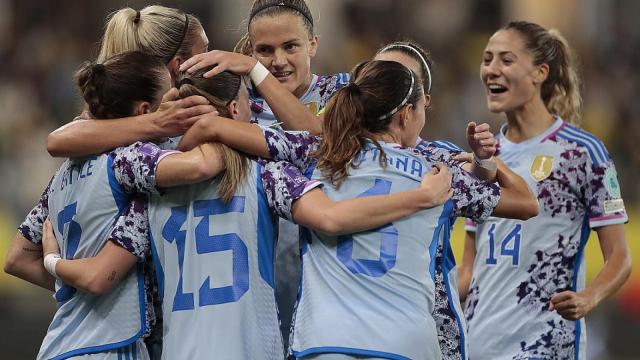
[48,115,160,157]
[458,232,477,302]
[54,241,138,295]
[297,188,434,236]
[4,233,55,291]
[256,76,322,134]
[178,116,271,158]
[156,144,225,187]
[583,226,632,306]
[492,159,539,219]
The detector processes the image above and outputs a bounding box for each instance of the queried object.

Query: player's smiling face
[250,13,318,98]
[480,29,542,114]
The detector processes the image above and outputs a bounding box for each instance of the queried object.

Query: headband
[249,2,313,29]
[377,71,415,120]
[380,44,432,93]
[167,14,190,63]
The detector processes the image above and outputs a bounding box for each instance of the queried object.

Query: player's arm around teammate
[46,6,215,158]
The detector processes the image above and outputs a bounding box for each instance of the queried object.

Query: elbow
[81,271,113,296]
[47,133,66,157]
[318,216,345,237]
[519,199,540,220]
[3,256,20,277]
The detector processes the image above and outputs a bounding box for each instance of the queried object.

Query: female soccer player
[176,60,539,359]
[4,51,224,360]
[46,5,215,157]
[458,21,631,360]
[34,64,454,360]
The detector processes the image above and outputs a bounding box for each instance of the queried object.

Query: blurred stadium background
[0,0,637,358]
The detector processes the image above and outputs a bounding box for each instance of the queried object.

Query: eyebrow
[255,37,302,48]
[484,50,518,58]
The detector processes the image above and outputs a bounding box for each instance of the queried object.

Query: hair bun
[93,63,106,75]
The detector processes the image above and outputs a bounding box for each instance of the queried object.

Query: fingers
[161,88,179,103]
[466,122,477,138]
[453,152,473,163]
[180,51,219,73]
[178,95,212,108]
[203,65,225,79]
[550,291,574,305]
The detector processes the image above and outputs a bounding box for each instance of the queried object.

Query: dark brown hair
[176,68,249,203]
[503,21,582,125]
[76,51,167,119]
[377,40,434,93]
[234,0,314,55]
[316,60,423,186]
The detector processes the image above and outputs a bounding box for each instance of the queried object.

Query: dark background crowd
[0,1,638,358]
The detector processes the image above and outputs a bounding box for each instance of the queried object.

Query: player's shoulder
[554,122,610,165]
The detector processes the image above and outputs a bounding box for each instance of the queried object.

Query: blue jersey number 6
[337,179,398,277]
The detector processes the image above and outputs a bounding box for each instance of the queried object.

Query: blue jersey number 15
[162,196,249,312]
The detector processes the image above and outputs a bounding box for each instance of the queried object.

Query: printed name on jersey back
[59,157,98,191]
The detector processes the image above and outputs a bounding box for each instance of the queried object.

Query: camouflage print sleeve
[111,142,178,195]
[413,147,500,222]
[260,160,322,221]
[584,157,628,228]
[109,195,150,261]
[260,125,320,171]
[18,174,56,244]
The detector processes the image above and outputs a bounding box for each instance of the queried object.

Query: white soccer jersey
[464,118,628,360]
[276,141,501,360]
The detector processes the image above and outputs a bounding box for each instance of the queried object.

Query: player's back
[39,154,145,360]
[147,161,283,360]
[291,142,450,360]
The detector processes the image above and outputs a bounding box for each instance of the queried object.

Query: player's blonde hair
[98,5,202,65]
[175,69,250,203]
[504,21,582,126]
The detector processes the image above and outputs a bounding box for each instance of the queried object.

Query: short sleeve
[109,195,150,261]
[260,160,322,220]
[584,158,628,228]
[18,175,54,244]
[414,147,500,222]
[260,126,320,171]
[111,142,178,195]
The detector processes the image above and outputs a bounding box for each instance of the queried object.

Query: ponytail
[545,30,582,126]
[504,21,582,125]
[315,60,422,187]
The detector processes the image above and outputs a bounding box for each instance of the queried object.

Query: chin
[486,101,506,114]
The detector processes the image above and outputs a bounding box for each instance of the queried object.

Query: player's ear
[134,101,152,116]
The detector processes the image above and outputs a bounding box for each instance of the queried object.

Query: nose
[272,48,288,68]
[482,59,500,79]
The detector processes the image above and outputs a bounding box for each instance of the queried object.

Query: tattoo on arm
[22,247,43,256]
[108,271,116,282]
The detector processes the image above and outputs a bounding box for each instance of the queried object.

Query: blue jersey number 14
[485,223,522,266]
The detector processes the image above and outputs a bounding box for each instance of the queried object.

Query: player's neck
[504,98,554,143]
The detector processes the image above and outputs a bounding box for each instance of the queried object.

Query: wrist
[473,154,497,172]
[249,61,270,87]
[43,253,61,279]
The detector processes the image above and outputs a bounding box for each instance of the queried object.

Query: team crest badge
[306,101,319,115]
[530,155,554,182]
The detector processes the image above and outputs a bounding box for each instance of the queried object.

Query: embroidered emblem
[530,155,554,182]
[604,168,622,199]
